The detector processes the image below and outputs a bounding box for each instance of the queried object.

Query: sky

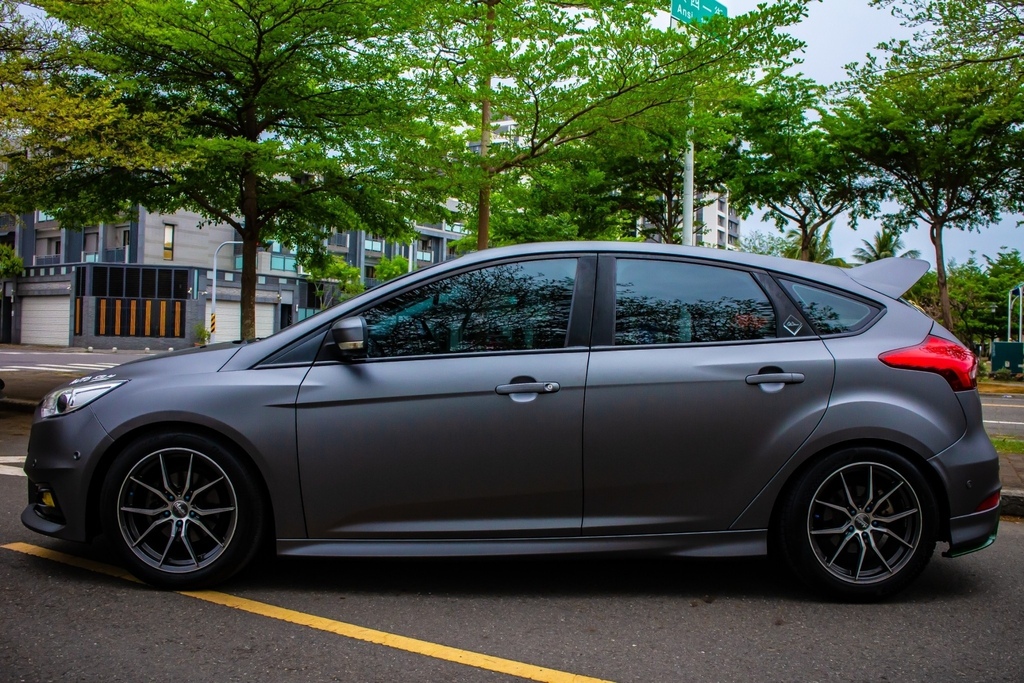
[720,0,1022,266]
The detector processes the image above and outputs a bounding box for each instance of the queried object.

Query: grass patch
[990,436,1024,454]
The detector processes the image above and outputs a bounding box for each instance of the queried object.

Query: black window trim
[302,252,597,365]
[593,254,794,349]
[772,274,885,338]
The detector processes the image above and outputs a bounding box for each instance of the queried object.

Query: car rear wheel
[777,448,938,601]
[100,432,265,589]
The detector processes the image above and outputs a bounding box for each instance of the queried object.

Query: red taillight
[975,491,1001,513]
[879,335,978,391]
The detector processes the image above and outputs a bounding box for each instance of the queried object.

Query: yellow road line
[2,542,612,683]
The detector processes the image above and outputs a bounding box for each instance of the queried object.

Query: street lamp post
[210,240,242,344]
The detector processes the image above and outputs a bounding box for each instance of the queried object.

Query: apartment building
[0,207,464,349]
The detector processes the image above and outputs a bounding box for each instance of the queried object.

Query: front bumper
[21,406,114,543]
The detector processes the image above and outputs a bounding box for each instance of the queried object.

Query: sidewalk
[1,357,1022,515]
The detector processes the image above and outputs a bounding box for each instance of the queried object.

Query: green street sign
[670,0,728,24]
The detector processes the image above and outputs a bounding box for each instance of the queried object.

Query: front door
[296,257,591,539]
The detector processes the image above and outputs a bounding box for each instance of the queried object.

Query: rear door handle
[745,372,805,385]
[495,382,560,395]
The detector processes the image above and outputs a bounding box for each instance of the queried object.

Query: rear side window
[614,259,776,345]
[780,280,879,335]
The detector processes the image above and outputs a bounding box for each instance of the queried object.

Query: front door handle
[745,372,805,385]
[495,382,560,395]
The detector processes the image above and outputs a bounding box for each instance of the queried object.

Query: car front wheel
[100,432,265,589]
[777,448,938,601]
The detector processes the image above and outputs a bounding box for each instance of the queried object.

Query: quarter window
[363,259,577,358]
[614,259,776,345]
[780,280,878,335]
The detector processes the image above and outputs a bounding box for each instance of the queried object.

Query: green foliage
[872,0,1024,80]
[0,243,24,278]
[723,76,879,262]
[416,0,810,248]
[851,228,922,263]
[375,255,409,282]
[303,255,364,309]
[488,145,630,245]
[739,230,789,257]
[907,248,1024,348]
[191,323,210,345]
[3,0,439,339]
[782,221,848,266]
[832,60,1024,329]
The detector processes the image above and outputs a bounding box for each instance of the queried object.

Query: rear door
[582,255,835,535]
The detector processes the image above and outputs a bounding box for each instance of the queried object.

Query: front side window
[614,259,776,345]
[363,258,577,358]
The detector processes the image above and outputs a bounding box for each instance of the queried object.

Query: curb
[0,398,37,414]
[1002,489,1024,517]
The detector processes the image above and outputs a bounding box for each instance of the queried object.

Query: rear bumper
[944,505,999,557]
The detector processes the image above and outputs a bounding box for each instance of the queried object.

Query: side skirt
[277,530,767,559]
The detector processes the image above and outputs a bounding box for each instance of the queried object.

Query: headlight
[40,380,127,418]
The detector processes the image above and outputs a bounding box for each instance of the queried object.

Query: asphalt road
[3,359,1024,681]
[1,465,1023,682]
[981,393,1024,439]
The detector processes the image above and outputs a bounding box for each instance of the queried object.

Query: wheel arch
[764,439,951,556]
[84,421,277,547]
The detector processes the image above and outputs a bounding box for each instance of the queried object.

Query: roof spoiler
[847,258,931,299]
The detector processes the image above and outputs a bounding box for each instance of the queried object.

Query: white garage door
[209,303,275,342]
[21,296,71,346]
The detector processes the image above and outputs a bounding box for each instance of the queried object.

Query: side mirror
[330,317,368,360]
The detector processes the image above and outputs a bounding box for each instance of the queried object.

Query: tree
[832,62,1024,330]
[486,145,630,246]
[0,242,23,278]
[303,255,364,310]
[594,104,741,245]
[2,0,441,340]
[851,227,922,263]
[375,255,410,282]
[724,76,879,261]
[417,0,809,250]
[872,0,1024,78]
[740,230,788,257]
[782,220,848,266]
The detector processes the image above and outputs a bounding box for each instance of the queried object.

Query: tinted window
[780,280,877,334]
[614,259,776,345]
[363,259,577,358]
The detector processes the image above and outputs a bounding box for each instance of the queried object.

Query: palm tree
[783,221,848,266]
[852,228,921,263]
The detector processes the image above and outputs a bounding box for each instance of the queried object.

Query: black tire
[100,431,266,589]
[776,447,938,601]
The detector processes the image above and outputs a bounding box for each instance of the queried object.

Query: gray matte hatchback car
[22,242,1000,599]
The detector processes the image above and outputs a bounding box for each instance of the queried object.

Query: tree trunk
[930,219,953,331]
[800,225,812,262]
[240,232,259,340]
[476,1,497,252]
[240,165,260,341]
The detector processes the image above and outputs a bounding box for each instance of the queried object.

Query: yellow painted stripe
[2,543,612,683]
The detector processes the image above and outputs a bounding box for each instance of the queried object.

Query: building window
[717,215,726,227]
[163,224,174,260]
[718,198,727,212]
